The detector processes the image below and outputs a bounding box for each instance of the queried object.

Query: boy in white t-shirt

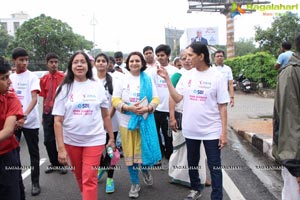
[148,44,178,160]
[10,47,41,196]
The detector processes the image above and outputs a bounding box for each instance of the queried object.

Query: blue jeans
[186,138,223,200]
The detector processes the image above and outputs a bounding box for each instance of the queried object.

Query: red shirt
[39,71,64,112]
[0,92,23,155]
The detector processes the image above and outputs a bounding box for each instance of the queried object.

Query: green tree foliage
[9,14,93,71]
[235,38,257,57]
[224,52,277,88]
[0,25,13,56]
[255,12,300,56]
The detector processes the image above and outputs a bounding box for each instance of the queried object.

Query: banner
[186,27,219,46]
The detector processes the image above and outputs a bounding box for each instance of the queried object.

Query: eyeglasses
[72,60,87,65]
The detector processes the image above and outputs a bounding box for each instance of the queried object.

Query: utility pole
[226,3,235,58]
[90,13,98,48]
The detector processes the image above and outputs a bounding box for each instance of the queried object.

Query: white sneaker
[129,184,141,198]
[184,190,202,200]
[142,171,153,185]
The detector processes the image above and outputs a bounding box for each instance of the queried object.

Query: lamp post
[90,13,98,49]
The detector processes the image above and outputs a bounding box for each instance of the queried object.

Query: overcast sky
[1,0,298,53]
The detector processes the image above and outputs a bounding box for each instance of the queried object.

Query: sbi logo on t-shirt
[77,103,90,109]
[193,90,204,95]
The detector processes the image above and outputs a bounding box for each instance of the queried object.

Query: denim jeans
[186,138,223,200]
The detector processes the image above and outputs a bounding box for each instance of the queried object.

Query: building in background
[0,12,29,36]
[165,27,184,58]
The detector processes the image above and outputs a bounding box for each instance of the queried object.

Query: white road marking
[22,158,47,180]
[222,169,246,200]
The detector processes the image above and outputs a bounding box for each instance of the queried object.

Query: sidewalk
[228,91,274,160]
[229,118,273,160]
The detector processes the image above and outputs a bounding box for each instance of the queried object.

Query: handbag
[99,148,120,168]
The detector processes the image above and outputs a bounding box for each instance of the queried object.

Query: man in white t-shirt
[213,50,234,107]
[148,44,178,160]
[114,51,129,74]
[143,46,159,73]
[10,47,41,196]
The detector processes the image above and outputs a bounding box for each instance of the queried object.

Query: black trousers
[154,110,173,159]
[15,127,40,184]
[103,131,118,178]
[0,149,22,200]
[42,113,61,166]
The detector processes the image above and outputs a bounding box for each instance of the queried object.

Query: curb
[229,125,274,161]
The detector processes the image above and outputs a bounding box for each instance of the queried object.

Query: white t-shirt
[10,70,40,129]
[113,72,158,127]
[213,64,233,89]
[52,79,108,146]
[148,64,178,112]
[93,73,120,132]
[176,67,229,140]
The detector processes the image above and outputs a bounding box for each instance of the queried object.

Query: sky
[1,0,299,53]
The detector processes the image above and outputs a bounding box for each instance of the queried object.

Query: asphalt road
[18,95,281,200]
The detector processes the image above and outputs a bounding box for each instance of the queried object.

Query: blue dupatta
[127,72,161,166]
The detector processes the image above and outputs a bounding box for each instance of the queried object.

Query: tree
[9,14,93,71]
[235,38,257,57]
[255,12,300,56]
[0,25,13,56]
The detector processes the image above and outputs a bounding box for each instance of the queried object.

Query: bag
[111,148,120,165]
[99,148,120,168]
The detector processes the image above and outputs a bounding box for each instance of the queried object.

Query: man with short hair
[114,51,128,74]
[149,44,178,160]
[274,41,293,70]
[39,53,66,174]
[143,46,159,71]
[0,56,24,200]
[191,30,208,45]
[273,34,300,200]
[213,50,234,107]
[10,47,41,196]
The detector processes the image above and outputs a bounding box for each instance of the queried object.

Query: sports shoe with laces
[97,168,105,182]
[184,190,202,200]
[105,178,115,193]
[128,184,141,198]
[142,171,153,185]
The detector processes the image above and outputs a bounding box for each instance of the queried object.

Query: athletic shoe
[142,171,153,185]
[105,178,115,193]
[128,184,141,198]
[184,190,202,200]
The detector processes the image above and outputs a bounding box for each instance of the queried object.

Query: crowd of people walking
[5,40,283,200]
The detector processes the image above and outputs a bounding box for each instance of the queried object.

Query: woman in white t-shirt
[52,51,115,200]
[157,42,229,200]
[93,53,121,193]
[112,51,161,198]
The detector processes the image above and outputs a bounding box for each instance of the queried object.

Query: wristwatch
[24,115,27,120]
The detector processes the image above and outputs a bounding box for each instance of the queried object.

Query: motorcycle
[233,79,237,91]
[237,72,251,93]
